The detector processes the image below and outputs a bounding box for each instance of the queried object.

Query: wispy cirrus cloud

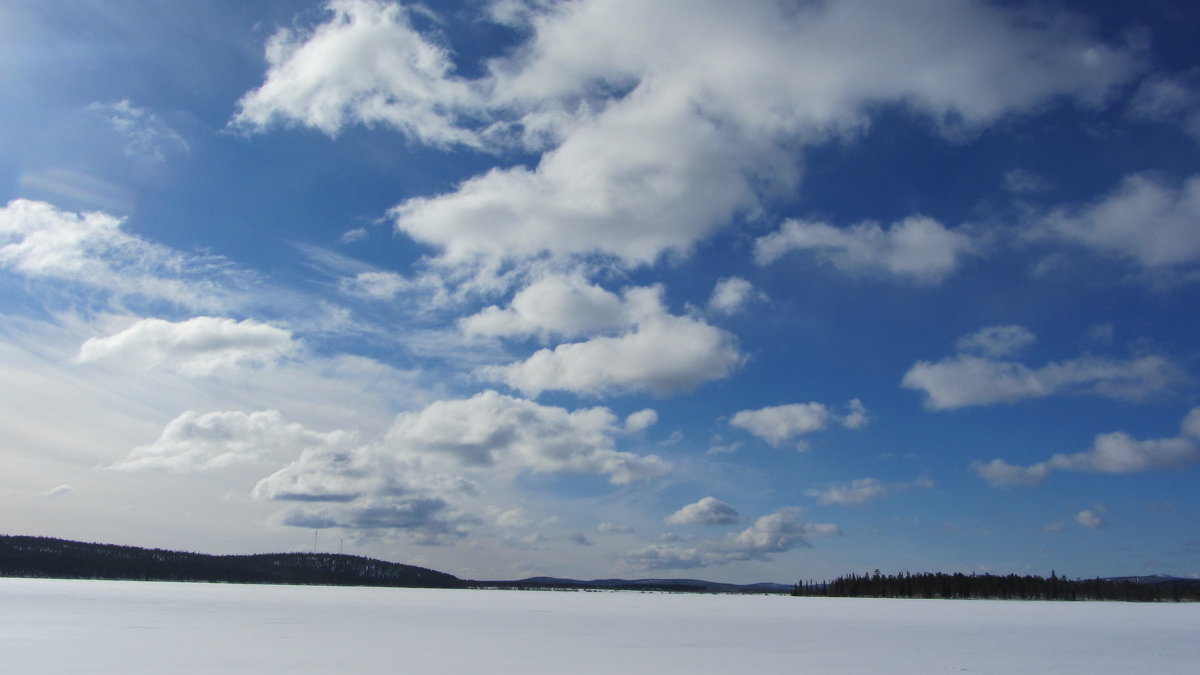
[0,200,243,311]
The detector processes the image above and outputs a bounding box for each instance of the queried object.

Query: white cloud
[972,406,1200,487]
[969,459,1051,488]
[1003,168,1051,195]
[842,399,870,430]
[1076,509,1106,529]
[76,317,298,376]
[111,409,353,472]
[1129,70,1200,142]
[730,400,867,447]
[705,439,742,456]
[623,409,658,434]
[806,478,886,506]
[903,353,1176,410]
[275,496,472,541]
[754,216,976,283]
[339,271,411,300]
[382,391,668,483]
[1038,173,1200,270]
[665,497,740,526]
[806,476,933,506]
[902,330,1178,410]
[339,227,369,243]
[955,325,1036,358]
[722,508,841,560]
[0,200,236,310]
[597,522,634,534]
[624,507,839,571]
[488,507,532,528]
[481,312,742,397]
[707,277,758,316]
[87,99,189,163]
[232,0,481,146]
[252,391,669,540]
[621,544,707,570]
[461,276,657,340]
[237,1,1141,276]
[730,402,832,447]
[257,390,666,502]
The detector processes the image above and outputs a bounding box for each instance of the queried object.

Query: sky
[1,0,1198,584]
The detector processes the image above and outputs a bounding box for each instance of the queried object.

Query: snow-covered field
[3,578,1197,673]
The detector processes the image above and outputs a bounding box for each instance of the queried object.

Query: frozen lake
[3,578,1197,673]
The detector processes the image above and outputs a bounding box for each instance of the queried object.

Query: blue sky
[2,0,1199,583]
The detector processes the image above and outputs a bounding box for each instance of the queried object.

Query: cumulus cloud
[665,497,740,526]
[236,1,1140,276]
[111,409,353,472]
[481,312,743,397]
[597,522,634,534]
[707,277,758,316]
[971,406,1200,487]
[754,216,976,283]
[1076,509,1106,529]
[623,409,658,434]
[624,507,839,571]
[251,391,668,540]
[720,508,841,560]
[1037,173,1200,270]
[902,327,1178,410]
[76,317,298,376]
[730,400,867,447]
[381,391,669,483]
[805,476,933,506]
[969,459,1051,488]
[469,279,743,397]
[231,0,481,146]
[461,276,657,340]
[0,200,237,310]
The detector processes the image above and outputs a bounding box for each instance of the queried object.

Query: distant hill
[0,535,462,588]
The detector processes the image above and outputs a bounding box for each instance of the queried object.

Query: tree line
[793,570,1200,601]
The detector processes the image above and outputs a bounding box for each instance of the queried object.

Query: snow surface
[3,578,1197,673]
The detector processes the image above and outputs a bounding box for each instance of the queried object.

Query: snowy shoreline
[4,578,1198,673]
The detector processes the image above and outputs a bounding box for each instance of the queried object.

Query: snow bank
[2,578,1197,673]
